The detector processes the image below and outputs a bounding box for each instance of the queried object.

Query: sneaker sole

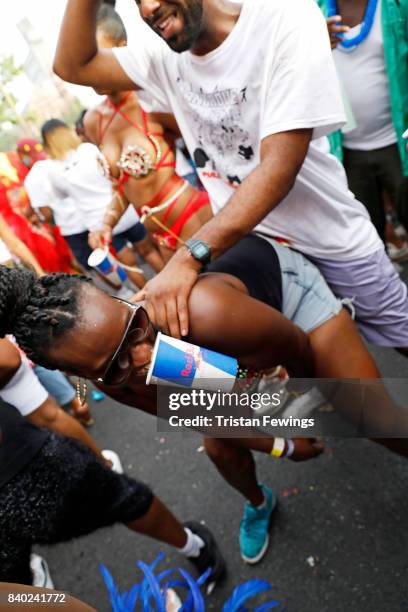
[240,495,277,565]
[241,533,270,565]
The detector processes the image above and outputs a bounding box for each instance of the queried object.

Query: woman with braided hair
[1,232,407,565]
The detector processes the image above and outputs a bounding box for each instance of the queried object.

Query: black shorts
[112,223,147,251]
[0,434,153,584]
[64,231,93,270]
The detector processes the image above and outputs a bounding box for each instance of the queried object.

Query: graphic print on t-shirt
[175,77,255,188]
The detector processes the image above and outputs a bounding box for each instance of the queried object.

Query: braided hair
[0,266,91,369]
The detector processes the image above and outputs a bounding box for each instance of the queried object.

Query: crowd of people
[1,0,408,605]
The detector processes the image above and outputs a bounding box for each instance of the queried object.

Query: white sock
[255,498,266,510]
[178,528,205,558]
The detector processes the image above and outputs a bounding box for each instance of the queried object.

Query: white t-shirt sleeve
[24,163,55,209]
[113,44,171,111]
[260,0,346,141]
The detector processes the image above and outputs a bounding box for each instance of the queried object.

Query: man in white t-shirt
[54,0,408,350]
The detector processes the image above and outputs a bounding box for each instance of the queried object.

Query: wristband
[283,438,295,458]
[271,437,285,458]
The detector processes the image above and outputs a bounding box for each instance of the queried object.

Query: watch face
[187,239,210,264]
[195,244,208,258]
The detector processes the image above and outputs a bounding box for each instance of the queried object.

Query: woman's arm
[0,339,22,388]
[88,191,131,249]
[186,274,314,378]
[0,214,44,276]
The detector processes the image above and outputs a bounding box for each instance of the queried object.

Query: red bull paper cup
[87,248,128,287]
[146,332,238,392]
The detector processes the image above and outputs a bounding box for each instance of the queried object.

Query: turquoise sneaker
[239,484,276,564]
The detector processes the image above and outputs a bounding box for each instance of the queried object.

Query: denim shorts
[257,235,343,333]
[66,224,148,270]
[34,366,75,407]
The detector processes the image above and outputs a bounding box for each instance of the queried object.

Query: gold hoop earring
[76,378,88,407]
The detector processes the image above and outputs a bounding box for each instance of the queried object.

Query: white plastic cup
[146,332,238,392]
[87,248,128,287]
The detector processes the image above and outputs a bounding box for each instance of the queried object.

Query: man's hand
[289,437,324,462]
[327,16,350,49]
[88,226,112,250]
[132,248,201,339]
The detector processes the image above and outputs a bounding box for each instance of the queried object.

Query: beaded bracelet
[236,365,262,392]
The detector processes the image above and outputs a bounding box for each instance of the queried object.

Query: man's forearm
[54,0,100,81]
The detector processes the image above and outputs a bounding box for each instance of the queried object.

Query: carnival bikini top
[96,94,175,184]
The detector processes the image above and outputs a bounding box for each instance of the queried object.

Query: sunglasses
[99,299,151,386]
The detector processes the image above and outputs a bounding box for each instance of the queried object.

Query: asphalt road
[37,269,408,612]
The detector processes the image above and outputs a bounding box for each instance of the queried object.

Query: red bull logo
[181,347,202,377]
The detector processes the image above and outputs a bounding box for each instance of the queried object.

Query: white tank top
[333,0,397,150]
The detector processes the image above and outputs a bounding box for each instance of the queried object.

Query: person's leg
[204,438,263,506]
[126,497,189,546]
[309,308,408,452]
[374,144,405,230]
[134,236,165,273]
[113,241,146,289]
[45,434,225,585]
[121,223,164,273]
[204,437,276,565]
[343,147,386,242]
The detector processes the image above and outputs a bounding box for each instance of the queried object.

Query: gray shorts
[259,236,343,333]
[309,247,408,347]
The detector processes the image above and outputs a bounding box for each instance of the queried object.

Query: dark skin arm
[135,129,312,338]
[53,0,137,90]
[187,274,313,378]
[98,272,314,414]
[0,339,22,388]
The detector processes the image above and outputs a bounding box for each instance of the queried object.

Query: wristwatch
[185,239,211,267]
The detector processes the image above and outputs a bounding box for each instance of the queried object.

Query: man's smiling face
[136,0,204,52]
